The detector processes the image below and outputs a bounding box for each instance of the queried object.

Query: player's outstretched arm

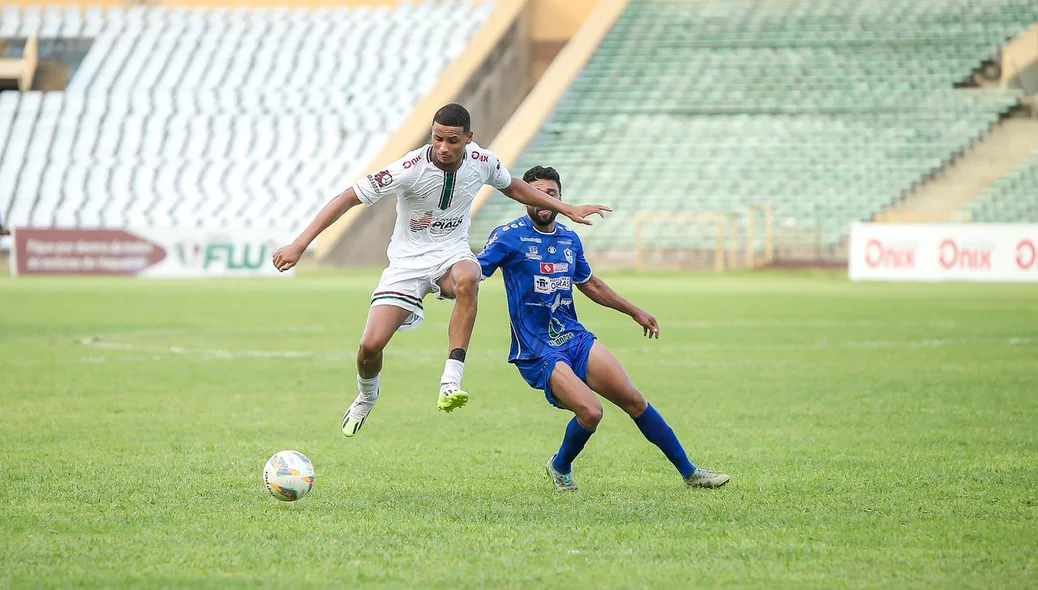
[272,187,363,272]
[500,179,611,226]
[577,276,660,339]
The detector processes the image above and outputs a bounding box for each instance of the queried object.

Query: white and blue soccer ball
[263,450,316,502]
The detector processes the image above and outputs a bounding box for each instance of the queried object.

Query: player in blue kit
[477,166,730,491]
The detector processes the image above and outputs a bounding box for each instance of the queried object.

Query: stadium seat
[962,151,1038,222]
[472,0,1037,254]
[0,2,493,230]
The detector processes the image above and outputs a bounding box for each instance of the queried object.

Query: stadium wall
[316,0,532,266]
[469,0,631,219]
[529,0,600,83]
[0,35,37,92]
[1002,22,1038,95]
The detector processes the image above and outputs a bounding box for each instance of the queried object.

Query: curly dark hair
[522,166,562,193]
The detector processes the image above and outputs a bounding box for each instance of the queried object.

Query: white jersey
[353,143,513,269]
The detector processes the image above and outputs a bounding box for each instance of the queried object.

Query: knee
[575,400,604,430]
[357,337,387,361]
[454,275,479,301]
[623,390,649,418]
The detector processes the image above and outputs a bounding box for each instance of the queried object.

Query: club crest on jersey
[564,248,574,265]
[540,262,569,274]
[526,246,542,261]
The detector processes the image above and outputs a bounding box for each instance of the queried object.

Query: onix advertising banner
[11,228,296,278]
[849,222,1038,283]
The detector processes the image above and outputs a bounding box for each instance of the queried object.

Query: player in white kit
[272,104,611,437]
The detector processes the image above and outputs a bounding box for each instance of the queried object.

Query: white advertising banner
[848,222,1038,283]
[12,228,296,278]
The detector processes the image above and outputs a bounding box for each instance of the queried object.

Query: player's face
[431,123,472,167]
[527,179,561,227]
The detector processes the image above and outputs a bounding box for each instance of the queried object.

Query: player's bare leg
[543,363,604,491]
[342,305,412,437]
[585,342,729,488]
[434,259,481,413]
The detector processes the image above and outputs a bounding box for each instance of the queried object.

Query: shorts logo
[540,262,569,274]
[534,275,570,294]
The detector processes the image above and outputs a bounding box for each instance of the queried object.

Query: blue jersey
[477,216,593,363]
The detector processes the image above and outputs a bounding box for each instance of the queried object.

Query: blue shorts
[513,331,597,409]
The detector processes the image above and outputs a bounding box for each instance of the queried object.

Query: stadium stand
[471,0,1038,262]
[962,150,1038,222]
[0,2,494,230]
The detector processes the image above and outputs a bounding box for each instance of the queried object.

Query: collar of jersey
[425,145,467,170]
[529,222,557,235]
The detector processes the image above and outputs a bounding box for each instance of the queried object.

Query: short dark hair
[433,103,471,133]
[523,165,562,193]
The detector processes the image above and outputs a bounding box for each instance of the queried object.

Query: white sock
[440,359,465,388]
[357,374,379,400]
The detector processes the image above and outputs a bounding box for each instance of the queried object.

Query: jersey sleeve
[484,151,513,191]
[352,153,420,206]
[476,227,513,280]
[573,235,593,284]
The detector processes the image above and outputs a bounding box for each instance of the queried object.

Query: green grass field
[2,270,1036,588]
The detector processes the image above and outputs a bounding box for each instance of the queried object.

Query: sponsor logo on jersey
[409,211,434,232]
[547,246,557,254]
[534,275,570,294]
[540,262,569,274]
[409,211,464,235]
[402,154,423,169]
[374,170,393,188]
[470,150,491,163]
[526,246,542,261]
[429,216,464,236]
[547,316,574,347]
[520,237,542,243]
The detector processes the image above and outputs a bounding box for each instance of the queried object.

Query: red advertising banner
[12,229,167,276]
[11,228,296,278]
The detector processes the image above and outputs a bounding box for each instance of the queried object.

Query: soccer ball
[263,450,316,502]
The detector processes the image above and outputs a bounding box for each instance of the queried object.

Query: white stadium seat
[0,2,492,229]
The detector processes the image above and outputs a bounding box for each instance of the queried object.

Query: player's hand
[272,241,305,272]
[564,204,612,226]
[633,309,660,339]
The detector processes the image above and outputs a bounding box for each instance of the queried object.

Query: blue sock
[633,404,696,478]
[552,417,596,475]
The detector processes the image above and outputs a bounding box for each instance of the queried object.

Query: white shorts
[370,249,479,332]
